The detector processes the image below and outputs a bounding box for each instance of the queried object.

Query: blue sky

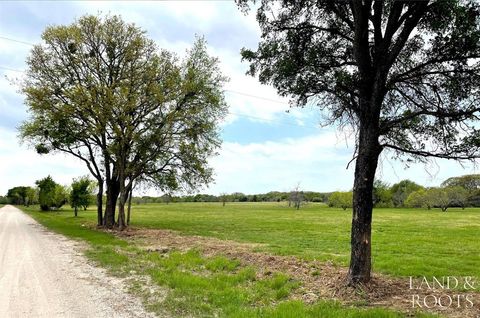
[0,1,478,196]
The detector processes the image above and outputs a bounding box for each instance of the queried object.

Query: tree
[423,188,439,210]
[36,176,65,211]
[405,189,426,208]
[372,180,392,207]
[405,187,461,210]
[25,187,37,206]
[7,186,28,205]
[289,183,303,210]
[6,186,36,205]
[70,177,93,217]
[445,186,468,209]
[238,0,480,284]
[53,185,68,209]
[430,188,450,212]
[328,191,353,211]
[220,192,228,206]
[20,15,227,229]
[390,180,423,207]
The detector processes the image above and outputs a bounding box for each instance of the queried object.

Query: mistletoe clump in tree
[21,15,227,229]
[237,0,480,285]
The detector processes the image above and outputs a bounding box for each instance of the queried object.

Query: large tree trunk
[104,179,120,228]
[347,121,382,285]
[96,181,103,226]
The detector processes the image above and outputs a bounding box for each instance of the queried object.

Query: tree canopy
[21,15,227,228]
[441,174,480,192]
[6,186,36,206]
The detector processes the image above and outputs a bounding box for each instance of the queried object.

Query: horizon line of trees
[90,173,480,209]
[4,174,480,212]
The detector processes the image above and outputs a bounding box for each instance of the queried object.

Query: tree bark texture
[104,179,120,228]
[347,120,382,285]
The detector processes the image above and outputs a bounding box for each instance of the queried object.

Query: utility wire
[0,36,35,46]
[0,36,321,130]
[0,36,292,106]
[0,65,319,129]
[0,66,24,73]
[224,89,289,105]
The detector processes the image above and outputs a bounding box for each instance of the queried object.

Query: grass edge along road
[18,205,436,318]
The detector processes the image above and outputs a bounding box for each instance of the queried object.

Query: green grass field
[20,202,474,317]
[127,202,480,279]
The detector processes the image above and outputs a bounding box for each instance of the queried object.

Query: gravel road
[0,205,155,318]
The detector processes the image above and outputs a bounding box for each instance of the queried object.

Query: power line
[0,65,319,129]
[0,66,25,73]
[0,36,34,46]
[0,65,294,106]
[225,89,289,105]
[0,36,321,130]
[0,35,296,106]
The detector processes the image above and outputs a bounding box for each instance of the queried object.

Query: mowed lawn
[40,201,480,280]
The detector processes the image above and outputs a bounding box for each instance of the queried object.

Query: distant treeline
[130,191,331,205]
[4,174,480,211]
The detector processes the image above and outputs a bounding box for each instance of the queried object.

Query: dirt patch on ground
[117,227,479,318]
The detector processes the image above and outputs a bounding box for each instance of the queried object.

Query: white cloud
[73,1,223,31]
[207,131,355,194]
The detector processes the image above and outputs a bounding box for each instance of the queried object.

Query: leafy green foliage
[36,176,66,211]
[328,191,352,210]
[441,174,480,193]
[238,0,480,162]
[70,176,94,216]
[390,180,424,207]
[406,186,469,211]
[238,0,480,283]
[373,180,393,207]
[404,189,427,208]
[6,186,36,205]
